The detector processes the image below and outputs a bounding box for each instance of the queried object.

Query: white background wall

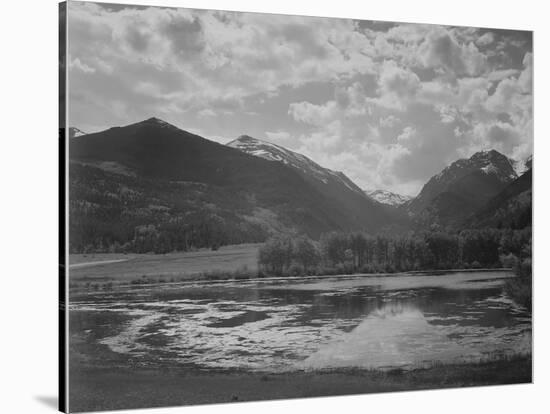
[0,0,547,413]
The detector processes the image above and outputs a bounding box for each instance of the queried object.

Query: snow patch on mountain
[408,149,520,215]
[434,150,518,185]
[365,190,413,206]
[227,135,364,194]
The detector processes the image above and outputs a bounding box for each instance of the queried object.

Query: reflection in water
[70,271,531,371]
[304,302,478,370]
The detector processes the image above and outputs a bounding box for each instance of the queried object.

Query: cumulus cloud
[69,57,96,73]
[418,28,488,76]
[518,52,533,93]
[369,61,421,110]
[67,3,532,195]
[379,61,420,97]
[68,2,378,131]
[397,126,417,144]
[380,115,400,128]
[288,101,339,126]
[476,32,495,47]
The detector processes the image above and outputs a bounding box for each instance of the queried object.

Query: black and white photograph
[60,1,533,412]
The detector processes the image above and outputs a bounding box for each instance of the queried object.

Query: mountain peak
[408,148,518,217]
[228,135,290,162]
[366,189,412,206]
[235,134,257,141]
[470,149,517,179]
[434,149,517,183]
[136,117,177,129]
[70,123,395,239]
[227,134,365,194]
[470,149,507,162]
[228,135,265,148]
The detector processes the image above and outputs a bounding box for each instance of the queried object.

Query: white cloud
[518,52,533,93]
[68,2,379,128]
[487,69,520,82]
[67,4,532,196]
[69,57,96,73]
[418,27,488,76]
[369,61,421,110]
[397,126,417,144]
[197,108,216,117]
[288,101,339,126]
[476,32,495,47]
[379,115,400,128]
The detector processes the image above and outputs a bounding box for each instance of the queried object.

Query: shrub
[505,258,532,310]
[288,263,303,277]
[258,236,293,276]
[293,236,320,272]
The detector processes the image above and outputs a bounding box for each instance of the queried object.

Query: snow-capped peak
[365,189,412,206]
[434,150,518,184]
[227,135,364,194]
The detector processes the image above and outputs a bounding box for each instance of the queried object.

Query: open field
[68,243,260,282]
[68,356,531,412]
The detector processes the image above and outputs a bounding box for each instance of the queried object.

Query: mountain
[69,127,86,138]
[227,135,364,194]
[365,189,412,206]
[227,134,405,230]
[408,150,519,226]
[69,118,397,252]
[468,168,532,229]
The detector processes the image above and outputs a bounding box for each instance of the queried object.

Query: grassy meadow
[68,243,260,286]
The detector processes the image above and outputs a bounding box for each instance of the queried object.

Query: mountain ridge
[407,149,524,226]
[227,135,364,195]
[365,189,413,206]
[68,117,399,251]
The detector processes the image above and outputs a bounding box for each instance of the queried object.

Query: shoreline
[69,267,514,292]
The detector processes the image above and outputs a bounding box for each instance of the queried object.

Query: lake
[69,270,531,372]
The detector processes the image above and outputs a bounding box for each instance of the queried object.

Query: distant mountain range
[67,117,532,252]
[365,189,412,206]
[226,134,409,231]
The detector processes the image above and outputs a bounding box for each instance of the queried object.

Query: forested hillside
[68,119,398,253]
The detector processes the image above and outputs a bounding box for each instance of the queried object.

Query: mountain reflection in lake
[70,271,531,371]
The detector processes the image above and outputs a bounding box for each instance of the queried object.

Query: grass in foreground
[69,355,531,412]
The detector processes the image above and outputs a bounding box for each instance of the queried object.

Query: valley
[68,118,532,256]
[66,118,532,411]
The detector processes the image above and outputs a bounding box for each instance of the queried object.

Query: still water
[70,271,531,371]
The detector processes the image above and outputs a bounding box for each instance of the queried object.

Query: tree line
[258,228,532,277]
[69,163,267,254]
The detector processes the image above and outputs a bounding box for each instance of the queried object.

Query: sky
[67,1,533,196]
